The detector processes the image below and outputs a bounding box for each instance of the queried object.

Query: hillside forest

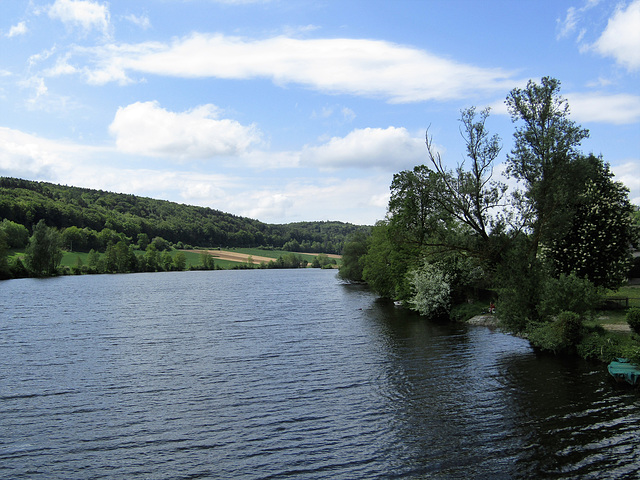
[0,177,369,278]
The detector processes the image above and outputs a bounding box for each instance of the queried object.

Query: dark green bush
[537,273,599,320]
[626,308,640,334]
[528,311,584,354]
[576,331,621,362]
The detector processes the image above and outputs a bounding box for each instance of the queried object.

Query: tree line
[0,217,336,279]
[0,178,369,255]
[339,77,640,361]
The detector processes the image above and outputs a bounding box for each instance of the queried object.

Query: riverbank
[463,291,640,368]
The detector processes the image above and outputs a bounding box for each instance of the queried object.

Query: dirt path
[602,323,631,332]
[187,250,275,265]
[187,249,342,265]
[297,252,342,259]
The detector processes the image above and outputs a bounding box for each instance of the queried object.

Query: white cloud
[0,125,389,224]
[48,0,110,35]
[109,101,262,160]
[611,160,640,206]
[233,176,390,224]
[302,127,425,170]
[0,127,91,178]
[489,91,640,125]
[63,33,517,102]
[557,0,600,39]
[7,21,28,38]
[592,0,640,71]
[123,13,151,30]
[20,76,49,103]
[567,92,640,124]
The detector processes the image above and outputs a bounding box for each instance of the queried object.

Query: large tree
[338,231,368,282]
[545,155,637,289]
[425,107,506,243]
[24,220,63,277]
[505,76,589,255]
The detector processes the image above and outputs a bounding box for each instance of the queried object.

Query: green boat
[607,358,640,385]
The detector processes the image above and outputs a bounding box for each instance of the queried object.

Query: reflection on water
[1,270,639,479]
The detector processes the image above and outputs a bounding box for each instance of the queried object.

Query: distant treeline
[0,177,370,254]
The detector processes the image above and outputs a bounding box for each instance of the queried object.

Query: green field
[57,247,340,271]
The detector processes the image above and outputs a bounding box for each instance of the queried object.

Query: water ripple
[2,271,639,479]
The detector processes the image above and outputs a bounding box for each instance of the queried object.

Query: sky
[1,0,639,226]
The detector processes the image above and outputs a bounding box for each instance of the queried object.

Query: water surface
[1,270,639,479]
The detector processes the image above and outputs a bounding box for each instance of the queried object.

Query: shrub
[450,302,486,322]
[627,308,640,334]
[528,311,583,354]
[407,261,451,318]
[576,330,621,362]
[537,273,599,320]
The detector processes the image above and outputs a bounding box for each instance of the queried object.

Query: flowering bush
[407,260,451,318]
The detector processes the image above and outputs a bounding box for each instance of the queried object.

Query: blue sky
[1,0,639,225]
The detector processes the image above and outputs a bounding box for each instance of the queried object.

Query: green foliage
[338,231,368,281]
[505,77,590,256]
[424,106,506,244]
[627,308,640,335]
[152,236,171,251]
[537,273,600,320]
[137,233,150,250]
[24,220,63,277]
[0,177,368,254]
[449,302,487,322]
[576,330,622,363]
[494,238,544,331]
[200,251,216,270]
[0,219,30,248]
[0,229,10,279]
[87,249,100,270]
[271,253,306,269]
[9,257,29,278]
[545,156,637,289]
[362,221,412,299]
[144,244,160,272]
[388,165,446,248]
[173,251,187,271]
[407,260,452,318]
[528,311,584,355]
[311,253,334,269]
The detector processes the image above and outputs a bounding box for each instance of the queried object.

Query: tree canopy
[340,77,639,334]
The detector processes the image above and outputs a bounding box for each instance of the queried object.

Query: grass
[603,285,640,308]
[587,284,640,327]
[17,246,341,272]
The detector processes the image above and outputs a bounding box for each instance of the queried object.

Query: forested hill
[0,177,369,254]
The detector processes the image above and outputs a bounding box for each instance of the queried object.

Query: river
[1,269,639,479]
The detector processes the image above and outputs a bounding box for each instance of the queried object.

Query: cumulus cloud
[233,176,391,224]
[61,33,517,102]
[7,21,28,38]
[592,0,640,71]
[48,0,110,35]
[0,126,95,179]
[109,101,261,160]
[302,127,425,170]
[567,92,640,124]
